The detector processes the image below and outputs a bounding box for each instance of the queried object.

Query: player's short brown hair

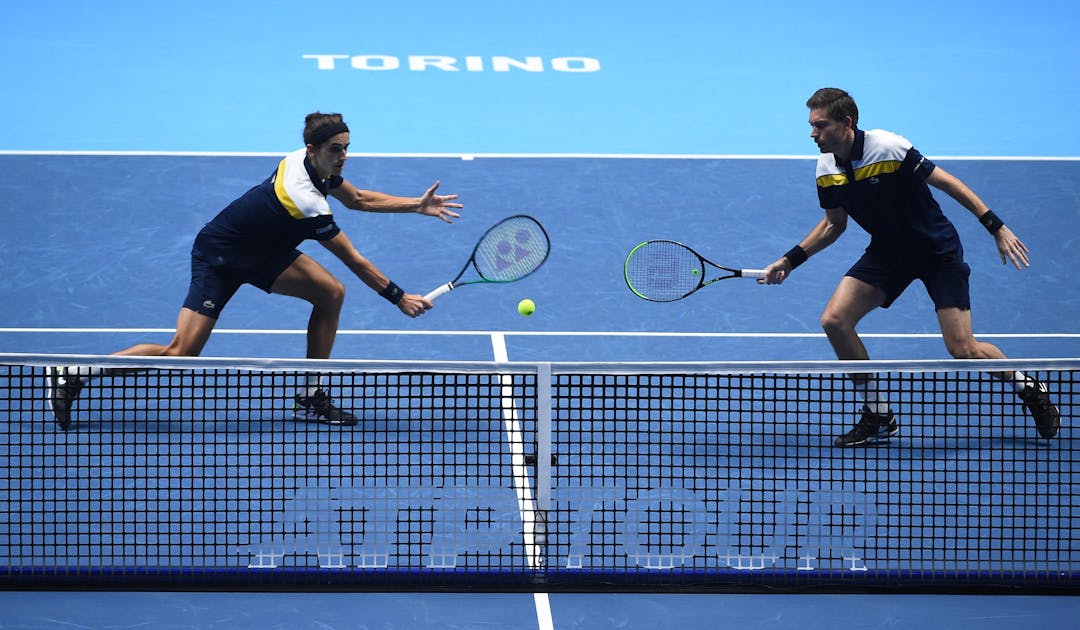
[303,112,348,146]
[807,88,859,127]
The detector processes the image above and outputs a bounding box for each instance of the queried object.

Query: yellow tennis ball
[518,298,536,316]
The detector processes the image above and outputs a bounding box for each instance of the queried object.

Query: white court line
[2,327,1078,339]
[2,149,1079,161]
[489,333,553,630]
[533,592,554,630]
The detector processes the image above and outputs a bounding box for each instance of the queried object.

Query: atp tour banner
[241,479,876,574]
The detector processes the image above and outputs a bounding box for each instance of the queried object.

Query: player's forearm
[351,190,421,213]
[345,257,393,293]
[321,234,398,295]
[348,257,414,305]
[945,183,989,219]
[928,167,990,219]
[802,215,845,256]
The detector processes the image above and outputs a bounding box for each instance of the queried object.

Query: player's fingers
[759,269,783,285]
[1009,241,1030,268]
[1010,237,1029,260]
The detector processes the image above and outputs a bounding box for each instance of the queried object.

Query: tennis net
[0,353,1076,592]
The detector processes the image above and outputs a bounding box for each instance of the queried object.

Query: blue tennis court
[2,1,1079,628]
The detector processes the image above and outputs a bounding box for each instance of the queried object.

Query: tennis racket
[424,214,550,301]
[624,239,766,302]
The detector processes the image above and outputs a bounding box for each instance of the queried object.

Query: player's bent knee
[304,277,345,310]
[323,280,346,308]
[820,311,849,336]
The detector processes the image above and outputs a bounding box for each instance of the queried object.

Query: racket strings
[625,241,703,301]
[473,217,549,281]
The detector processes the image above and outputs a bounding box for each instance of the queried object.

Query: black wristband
[379,281,404,305]
[979,210,1005,234]
[783,245,808,269]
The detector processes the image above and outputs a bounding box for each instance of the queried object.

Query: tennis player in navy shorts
[47,112,462,429]
[759,88,1059,446]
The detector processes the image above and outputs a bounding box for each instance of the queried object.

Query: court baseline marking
[4,150,1080,161]
[4,328,1078,339]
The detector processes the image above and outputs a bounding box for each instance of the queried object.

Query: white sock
[303,374,323,399]
[64,366,104,380]
[854,379,890,416]
[1011,371,1037,394]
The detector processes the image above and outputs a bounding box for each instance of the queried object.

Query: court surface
[2,1,1079,628]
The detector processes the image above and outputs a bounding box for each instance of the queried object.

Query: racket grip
[423,282,454,301]
[740,269,767,279]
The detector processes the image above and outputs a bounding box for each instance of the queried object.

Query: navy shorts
[846,249,971,311]
[182,250,302,318]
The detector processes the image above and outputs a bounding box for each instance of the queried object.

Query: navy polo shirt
[192,148,343,272]
[815,129,963,263]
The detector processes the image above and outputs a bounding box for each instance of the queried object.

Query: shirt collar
[302,155,330,192]
[835,128,865,167]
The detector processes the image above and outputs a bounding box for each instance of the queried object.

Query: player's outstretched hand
[417,181,462,223]
[993,226,1030,270]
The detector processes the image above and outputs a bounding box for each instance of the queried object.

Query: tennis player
[760,88,1060,446]
[46,112,462,430]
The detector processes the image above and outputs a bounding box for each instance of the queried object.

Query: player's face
[308,132,349,179]
[808,108,850,155]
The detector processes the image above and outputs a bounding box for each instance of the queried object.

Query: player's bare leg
[48,308,216,430]
[937,307,1059,438]
[271,254,356,426]
[821,277,897,446]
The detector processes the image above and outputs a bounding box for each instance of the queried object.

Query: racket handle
[423,282,454,302]
[740,269,767,279]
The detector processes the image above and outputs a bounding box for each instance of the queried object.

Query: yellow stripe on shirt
[853,160,901,181]
[816,160,902,189]
[273,158,305,219]
[816,173,848,189]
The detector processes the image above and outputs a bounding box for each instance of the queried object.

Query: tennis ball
[517,298,536,316]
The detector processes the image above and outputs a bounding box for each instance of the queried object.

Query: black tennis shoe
[834,405,898,447]
[293,390,358,426]
[1019,381,1060,439]
[47,367,84,431]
